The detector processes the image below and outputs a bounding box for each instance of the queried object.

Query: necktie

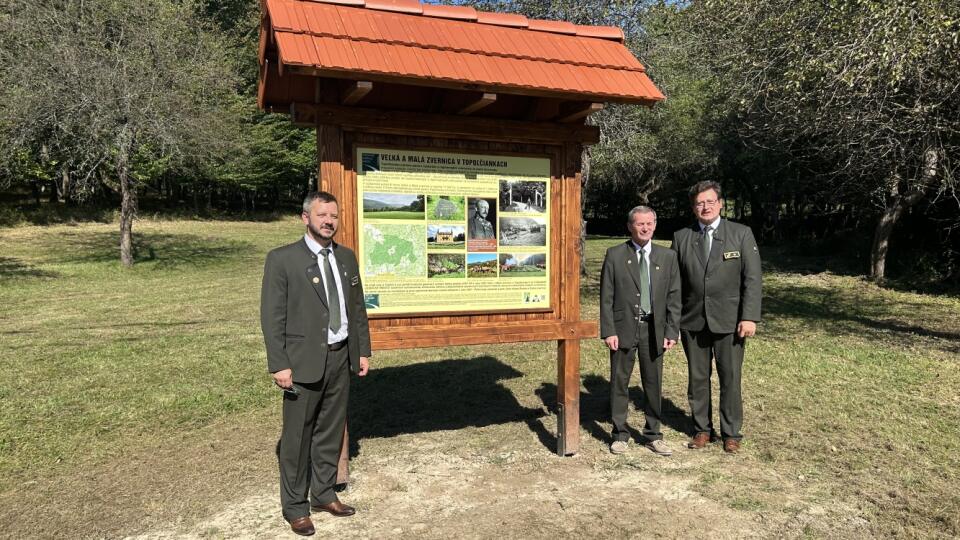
[319,248,341,331]
[638,249,651,315]
[702,226,712,262]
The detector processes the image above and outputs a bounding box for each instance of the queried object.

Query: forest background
[1,0,958,285]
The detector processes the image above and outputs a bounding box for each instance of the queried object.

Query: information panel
[356,147,551,315]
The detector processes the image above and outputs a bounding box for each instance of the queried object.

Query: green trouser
[680,329,744,441]
[277,346,349,521]
[610,321,664,443]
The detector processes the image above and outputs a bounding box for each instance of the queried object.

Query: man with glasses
[671,181,762,454]
[600,206,681,456]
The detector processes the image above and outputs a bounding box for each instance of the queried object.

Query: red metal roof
[262,0,664,104]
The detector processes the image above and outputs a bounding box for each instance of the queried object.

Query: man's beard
[308,222,335,240]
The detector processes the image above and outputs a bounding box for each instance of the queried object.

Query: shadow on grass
[766,283,960,353]
[0,257,59,281]
[535,375,692,448]
[34,231,253,269]
[348,356,550,457]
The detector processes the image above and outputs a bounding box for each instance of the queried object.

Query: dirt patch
[122,427,775,540]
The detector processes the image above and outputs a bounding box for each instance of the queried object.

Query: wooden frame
[315,112,595,467]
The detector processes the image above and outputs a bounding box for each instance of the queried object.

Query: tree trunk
[59,167,71,202]
[869,150,937,283]
[119,161,136,267]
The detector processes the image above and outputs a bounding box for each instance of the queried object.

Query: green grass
[1,224,958,538]
[426,195,466,221]
[427,241,465,249]
[363,210,425,219]
[501,269,546,277]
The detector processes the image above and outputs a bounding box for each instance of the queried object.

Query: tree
[0,0,239,265]
[692,0,960,282]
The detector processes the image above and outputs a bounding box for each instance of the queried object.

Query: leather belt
[328,340,347,351]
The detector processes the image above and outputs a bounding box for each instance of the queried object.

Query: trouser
[680,329,745,441]
[610,321,664,443]
[277,346,350,521]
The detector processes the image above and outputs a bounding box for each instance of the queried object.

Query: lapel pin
[312,277,320,284]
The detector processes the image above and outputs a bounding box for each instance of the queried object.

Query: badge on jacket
[723,251,741,260]
[350,276,359,286]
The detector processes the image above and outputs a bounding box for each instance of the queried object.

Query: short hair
[476,199,489,209]
[627,205,657,223]
[302,191,338,213]
[688,181,722,203]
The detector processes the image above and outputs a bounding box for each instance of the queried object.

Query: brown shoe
[723,439,741,454]
[289,516,315,536]
[311,499,356,517]
[687,432,711,449]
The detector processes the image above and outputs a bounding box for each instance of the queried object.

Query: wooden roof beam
[557,102,603,123]
[340,81,373,106]
[458,93,496,115]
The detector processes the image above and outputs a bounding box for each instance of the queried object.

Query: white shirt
[304,234,349,344]
[699,216,721,233]
[630,240,653,312]
[699,216,721,256]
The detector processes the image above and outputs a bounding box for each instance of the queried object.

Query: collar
[630,240,651,255]
[303,233,336,256]
[698,216,722,232]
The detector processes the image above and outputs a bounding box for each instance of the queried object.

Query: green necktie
[320,248,342,331]
[638,249,651,314]
[702,226,712,262]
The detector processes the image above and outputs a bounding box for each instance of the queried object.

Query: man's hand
[737,320,757,339]
[604,336,619,351]
[663,338,677,351]
[358,357,370,377]
[272,368,293,389]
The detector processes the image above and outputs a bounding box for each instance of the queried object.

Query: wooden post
[318,123,354,483]
[556,142,583,456]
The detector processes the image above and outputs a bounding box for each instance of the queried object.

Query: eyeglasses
[694,199,719,209]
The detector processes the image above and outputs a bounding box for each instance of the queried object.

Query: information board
[356,147,551,315]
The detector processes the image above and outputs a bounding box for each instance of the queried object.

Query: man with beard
[260,190,371,535]
[671,181,761,454]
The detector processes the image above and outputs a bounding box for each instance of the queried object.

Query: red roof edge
[476,11,528,29]
[307,0,625,42]
[527,19,577,36]
[364,0,422,15]
[421,4,477,21]
[575,25,625,42]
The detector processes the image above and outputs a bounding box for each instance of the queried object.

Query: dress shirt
[304,234,349,344]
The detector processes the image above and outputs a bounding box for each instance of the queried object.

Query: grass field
[363,210,424,220]
[1,218,958,538]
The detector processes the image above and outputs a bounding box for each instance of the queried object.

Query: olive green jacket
[260,239,372,383]
[671,219,762,334]
[599,241,681,356]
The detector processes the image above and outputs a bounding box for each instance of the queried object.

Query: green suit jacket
[260,239,372,383]
[671,219,762,334]
[600,241,681,356]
